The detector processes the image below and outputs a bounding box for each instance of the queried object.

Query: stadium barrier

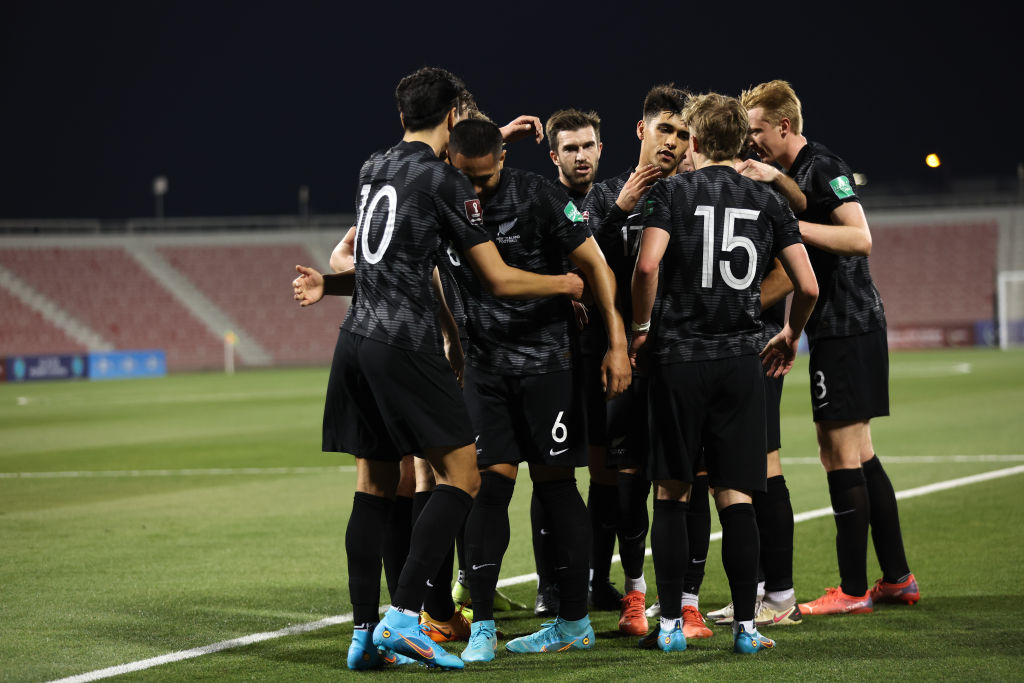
[2,350,166,383]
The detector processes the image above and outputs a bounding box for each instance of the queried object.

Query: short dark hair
[394,67,467,132]
[682,93,748,162]
[545,109,601,152]
[642,84,690,121]
[448,119,503,160]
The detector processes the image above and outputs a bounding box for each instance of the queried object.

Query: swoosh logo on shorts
[550,448,569,456]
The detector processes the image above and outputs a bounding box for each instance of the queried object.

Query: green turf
[1,348,1022,681]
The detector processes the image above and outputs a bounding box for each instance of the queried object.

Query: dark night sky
[1,1,1019,219]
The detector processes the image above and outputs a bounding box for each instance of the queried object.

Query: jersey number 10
[355,183,398,265]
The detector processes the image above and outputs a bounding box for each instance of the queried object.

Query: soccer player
[705,151,809,629]
[630,92,818,654]
[443,118,631,662]
[539,107,625,616]
[582,84,693,636]
[294,67,584,671]
[741,80,919,615]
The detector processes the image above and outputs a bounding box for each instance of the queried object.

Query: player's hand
[759,327,798,378]
[500,115,543,144]
[615,164,662,212]
[571,300,589,330]
[628,331,649,370]
[293,265,325,307]
[563,272,585,300]
[735,158,781,184]
[602,347,632,400]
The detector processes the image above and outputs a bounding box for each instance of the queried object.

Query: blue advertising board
[5,353,89,382]
[88,350,166,380]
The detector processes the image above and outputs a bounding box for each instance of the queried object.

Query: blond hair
[739,80,803,135]
[682,93,748,162]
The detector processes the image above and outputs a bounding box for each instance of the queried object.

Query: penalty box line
[49,463,1024,683]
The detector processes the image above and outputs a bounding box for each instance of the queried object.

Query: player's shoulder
[802,140,858,201]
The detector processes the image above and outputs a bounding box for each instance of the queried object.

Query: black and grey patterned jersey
[644,165,802,363]
[341,141,490,355]
[788,141,885,340]
[447,167,591,375]
[584,169,650,337]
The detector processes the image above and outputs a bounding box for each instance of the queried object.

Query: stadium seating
[158,244,345,367]
[0,247,222,371]
[0,286,88,356]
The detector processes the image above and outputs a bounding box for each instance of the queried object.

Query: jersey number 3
[355,184,398,264]
[695,205,759,290]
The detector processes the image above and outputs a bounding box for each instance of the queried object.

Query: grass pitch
[1,347,1023,681]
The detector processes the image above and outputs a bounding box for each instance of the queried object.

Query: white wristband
[631,320,650,333]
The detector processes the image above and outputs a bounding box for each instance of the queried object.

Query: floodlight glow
[925,153,941,168]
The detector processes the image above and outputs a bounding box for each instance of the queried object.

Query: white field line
[0,466,355,479]
[7,454,1024,480]
[46,462,1024,683]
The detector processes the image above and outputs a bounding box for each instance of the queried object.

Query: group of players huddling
[291,66,921,670]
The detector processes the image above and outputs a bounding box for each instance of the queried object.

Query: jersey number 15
[695,205,759,291]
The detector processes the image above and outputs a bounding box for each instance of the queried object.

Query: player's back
[788,140,884,340]
[646,165,801,363]
[342,140,487,355]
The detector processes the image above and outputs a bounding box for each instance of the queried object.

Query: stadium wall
[1,206,1022,374]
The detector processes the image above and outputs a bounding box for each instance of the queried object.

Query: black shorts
[606,375,649,469]
[579,351,608,446]
[463,365,586,468]
[648,355,767,493]
[764,373,784,452]
[808,329,890,422]
[322,330,474,460]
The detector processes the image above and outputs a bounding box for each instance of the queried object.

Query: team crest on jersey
[465,199,483,225]
[829,175,855,199]
[496,217,520,245]
[564,202,585,223]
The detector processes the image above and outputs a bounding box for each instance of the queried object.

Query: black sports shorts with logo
[322,329,474,460]
[807,328,890,423]
[605,374,649,469]
[463,365,586,468]
[648,354,767,493]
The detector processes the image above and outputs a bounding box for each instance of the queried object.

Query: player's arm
[761,257,794,309]
[463,241,584,300]
[432,267,464,385]
[568,237,631,398]
[760,243,818,378]
[629,226,670,365]
[292,265,353,306]
[500,115,543,144]
[735,159,807,213]
[329,226,356,274]
[798,202,872,256]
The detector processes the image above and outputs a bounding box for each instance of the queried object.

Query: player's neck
[778,135,808,171]
[693,155,733,171]
[403,126,449,158]
[559,175,590,197]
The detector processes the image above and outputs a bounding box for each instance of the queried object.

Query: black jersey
[788,141,885,340]
[644,165,802,363]
[447,167,591,375]
[585,169,648,333]
[341,141,490,355]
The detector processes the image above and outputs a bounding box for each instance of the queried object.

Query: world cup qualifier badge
[465,199,483,226]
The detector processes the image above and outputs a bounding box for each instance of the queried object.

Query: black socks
[827,468,870,596]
